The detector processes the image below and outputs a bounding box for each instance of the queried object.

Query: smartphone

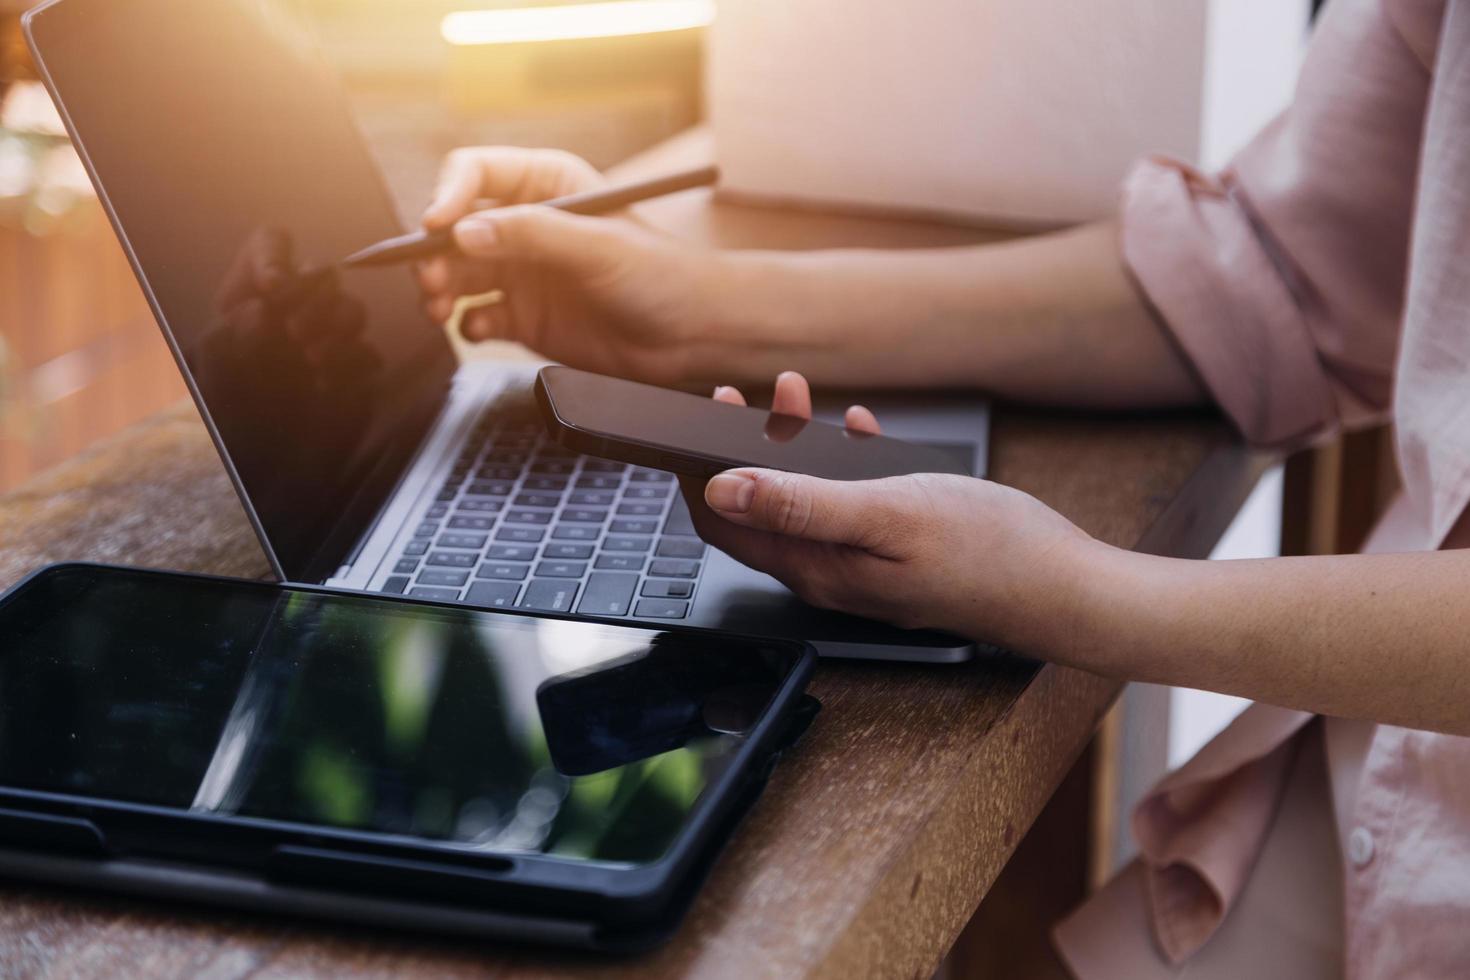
[535,366,972,480]
[0,563,818,949]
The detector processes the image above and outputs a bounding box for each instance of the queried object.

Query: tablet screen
[0,567,803,866]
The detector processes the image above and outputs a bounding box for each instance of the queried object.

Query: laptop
[24,0,989,663]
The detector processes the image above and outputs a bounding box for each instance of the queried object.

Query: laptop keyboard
[376,392,706,620]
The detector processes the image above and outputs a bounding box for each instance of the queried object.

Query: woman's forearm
[696,220,1207,409]
[1045,546,1470,736]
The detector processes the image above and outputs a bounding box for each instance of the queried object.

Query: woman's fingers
[704,468,900,549]
[423,149,487,229]
[424,147,606,229]
[711,375,884,433]
[421,256,500,326]
[844,404,881,434]
[712,385,747,407]
[416,257,452,295]
[461,307,505,342]
[771,371,813,419]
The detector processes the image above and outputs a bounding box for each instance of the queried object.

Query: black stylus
[340,164,719,267]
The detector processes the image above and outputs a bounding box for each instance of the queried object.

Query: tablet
[0,565,818,949]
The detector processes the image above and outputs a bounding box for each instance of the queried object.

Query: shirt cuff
[1120,157,1340,449]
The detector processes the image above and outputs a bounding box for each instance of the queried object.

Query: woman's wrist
[682,250,849,381]
[1003,537,1160,675]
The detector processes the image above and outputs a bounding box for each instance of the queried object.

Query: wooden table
[0,129,1269,978]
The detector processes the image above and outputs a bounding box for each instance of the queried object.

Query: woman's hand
[416,147,721,385]
[685,373,1104,647]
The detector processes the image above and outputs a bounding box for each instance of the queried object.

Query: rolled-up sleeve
[1122,160,1338,448]
[1119,0,1432,451]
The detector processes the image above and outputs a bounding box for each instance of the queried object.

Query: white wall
[1200,0,1311,167]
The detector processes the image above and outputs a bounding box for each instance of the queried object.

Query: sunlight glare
[441,0,715,46]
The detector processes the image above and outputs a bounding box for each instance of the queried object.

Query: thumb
[704,469,897,548]
[453,205,620,276]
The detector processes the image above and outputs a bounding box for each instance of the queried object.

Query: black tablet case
[0,695,820,952]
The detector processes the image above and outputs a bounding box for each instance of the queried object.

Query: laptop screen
[26,0,459,583]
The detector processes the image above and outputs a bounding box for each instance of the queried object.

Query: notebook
[707,0,1207,228]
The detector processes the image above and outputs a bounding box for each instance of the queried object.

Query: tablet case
[0,695,820,953]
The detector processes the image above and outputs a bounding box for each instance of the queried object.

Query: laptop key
[635,598,689,619]
[629,471,673,483]
[664,496,697,536]
[657,537,706,559]
[618,502,663,517]
[544,542,594,560]
[569,491,615,506]
[415,522,440,538]
[457,499,502,513]
[419,569,470,588]
[562,508,608,523]
[427,551,477,568]
[610,519,658,535]
[476,467,521,482]
[496,526,545,543]
[649,559,699,578]
[576,572,638,617]
[448,516,495,531]
[520,579,580,613]
[383,576,410,595]
[552,524,599,541]
[505,509,554,526]
[524,477,569,491]
[486,544,537,562]
[642,579,694,599]
[536,561,587,579]
[467,481,514,497]
[394,559,419,575]
[476,562,530,581]
[594,554,645,572]
[514,493,562,509]
[582,460,626,473]
[438,533,487,550]
[624,486,670,500]
[409,587,461,601]
[530,460,576,475]
[603,536,651,553]
[577,475,621,490]
[426,503,449,519]
[465,581,520,608]
[403,540,430,557]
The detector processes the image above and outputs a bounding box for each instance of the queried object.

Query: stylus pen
[340,164,720,267]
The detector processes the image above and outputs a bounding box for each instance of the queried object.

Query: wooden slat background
[0,203,188,492]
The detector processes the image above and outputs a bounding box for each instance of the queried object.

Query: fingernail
[706,473,754,514]
[456,217,499,251]
[713,385,730,398]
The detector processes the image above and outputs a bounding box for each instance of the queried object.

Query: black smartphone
[0,563,818,950]
[536,366,972,480]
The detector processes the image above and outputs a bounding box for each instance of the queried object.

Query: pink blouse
[1059,0,1470,974]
